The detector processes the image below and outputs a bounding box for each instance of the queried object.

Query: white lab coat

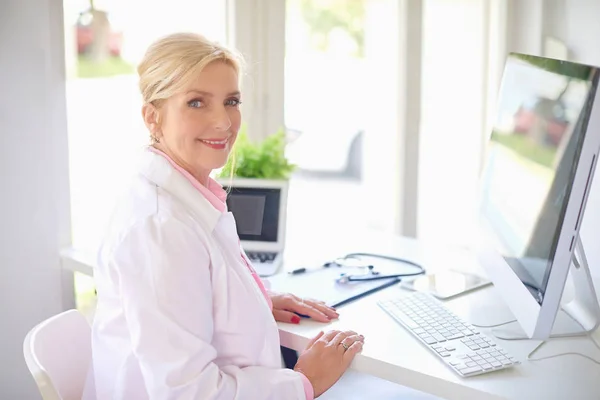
[84,150,307,400]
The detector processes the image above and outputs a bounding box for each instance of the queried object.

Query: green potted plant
[216,125,297,218]
[217,125,296,181]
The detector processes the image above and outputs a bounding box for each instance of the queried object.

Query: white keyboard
[378,292,520,377]
[245,251,281,277]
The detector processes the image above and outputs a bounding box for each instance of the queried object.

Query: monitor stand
[492,236,600,342]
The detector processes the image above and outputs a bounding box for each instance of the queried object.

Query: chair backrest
[23,309,92,400]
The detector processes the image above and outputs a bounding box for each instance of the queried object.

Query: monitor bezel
[475,54,600,340]
[218,177,289,252]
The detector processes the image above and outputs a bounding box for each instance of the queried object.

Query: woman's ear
[142,103,161,143]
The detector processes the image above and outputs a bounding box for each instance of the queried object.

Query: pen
[289,267,308,274]
[288,266,323,274]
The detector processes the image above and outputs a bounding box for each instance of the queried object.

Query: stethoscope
[323,252,426,283]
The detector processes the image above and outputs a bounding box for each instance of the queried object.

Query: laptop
[219,178,288,277]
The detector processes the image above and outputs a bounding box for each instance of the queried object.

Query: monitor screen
[479,54,598,304]
[225,186,281,242]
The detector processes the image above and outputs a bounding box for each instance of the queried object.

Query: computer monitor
[219,178,288,276]
[476,53,600,340]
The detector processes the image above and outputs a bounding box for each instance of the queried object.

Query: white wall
[0,0,72,397]
[508,0,600,278]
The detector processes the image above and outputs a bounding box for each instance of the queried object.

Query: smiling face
[143,61,242,185]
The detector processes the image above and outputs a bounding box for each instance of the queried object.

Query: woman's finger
[342,340,364,364]
[305,331,325,350]
[291,299,330,322]
[339,334,363,353]
[329,330,356,347]
[272,308,302,324]
[306,300,339,320]
[306,298,337,313]
[318,330,341,345]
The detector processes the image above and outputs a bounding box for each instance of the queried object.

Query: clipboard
[266,266,401,308]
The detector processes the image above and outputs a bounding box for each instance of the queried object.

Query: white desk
[272,232,600,400]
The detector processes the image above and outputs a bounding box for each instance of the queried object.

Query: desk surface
[271,231,600,400]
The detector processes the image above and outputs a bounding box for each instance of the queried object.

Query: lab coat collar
[138,149,222,231]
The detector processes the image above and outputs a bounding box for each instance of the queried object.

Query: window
[417,0,506,246]
[283,0,394,246]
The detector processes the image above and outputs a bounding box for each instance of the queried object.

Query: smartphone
[400,270,491,300]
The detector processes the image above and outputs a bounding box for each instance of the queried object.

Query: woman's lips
[198,137,228,150]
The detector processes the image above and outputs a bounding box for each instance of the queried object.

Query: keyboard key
[389,311,419,329]
[459,366,482,375]
[423,337,437,345]
[434,334,447,342]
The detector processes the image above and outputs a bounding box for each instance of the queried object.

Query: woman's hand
[294,330,364,397]
[269,292,339,324]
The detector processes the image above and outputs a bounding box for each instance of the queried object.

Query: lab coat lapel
[137,150,221,231]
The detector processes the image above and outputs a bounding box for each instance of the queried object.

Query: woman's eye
[225,98,242,107]
[188,100,203,108]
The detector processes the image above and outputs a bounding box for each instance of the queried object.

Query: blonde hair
[137,32,245,107]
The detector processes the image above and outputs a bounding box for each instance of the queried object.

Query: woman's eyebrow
[185,89,241,97]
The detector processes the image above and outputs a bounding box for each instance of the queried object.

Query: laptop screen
[225,186,281,242]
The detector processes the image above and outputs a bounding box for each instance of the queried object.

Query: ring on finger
[340,337,354,351]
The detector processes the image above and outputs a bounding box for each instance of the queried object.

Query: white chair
[23,309,92,400]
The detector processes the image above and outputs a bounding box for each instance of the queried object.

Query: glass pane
[284,0,376,252]
[417,0,488,246]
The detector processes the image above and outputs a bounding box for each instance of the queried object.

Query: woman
[85,32,365,399]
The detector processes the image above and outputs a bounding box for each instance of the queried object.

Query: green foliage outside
[491,131,556,169]
[77,55,135,78]
[299,0,365,58]
[218,126,297,180]
[512,53,593,81]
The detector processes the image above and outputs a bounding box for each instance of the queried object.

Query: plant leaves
[218,125,297,180]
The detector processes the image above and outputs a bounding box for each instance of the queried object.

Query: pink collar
[147,146,227,212]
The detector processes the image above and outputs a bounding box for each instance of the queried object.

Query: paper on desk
[265,267,400,308]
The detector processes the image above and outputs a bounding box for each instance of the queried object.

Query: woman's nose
[212,107,232,131]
